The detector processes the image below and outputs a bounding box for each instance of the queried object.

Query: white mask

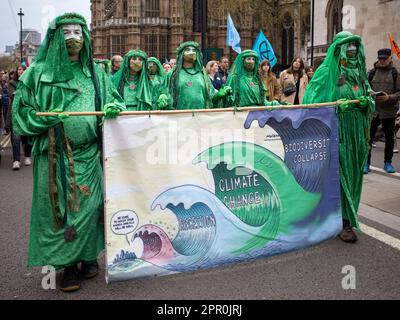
[62,24,83,41]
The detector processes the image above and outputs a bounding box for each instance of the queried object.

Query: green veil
[32,13,93,84]
[303,31,371,104]
[18,12,103,126]
[226,49,266,107]
[112,50,153,110]
[148,57,166,78]
[169,41,213,109]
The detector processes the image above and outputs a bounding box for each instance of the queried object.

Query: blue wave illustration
[244,109,337,193]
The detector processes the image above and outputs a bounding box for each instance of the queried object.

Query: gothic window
[143,34,168,59]
[123,0,128,18]
[281,12,294,68]
[326,0,343,44]
[111,35,126,57]
[145,0,160,18]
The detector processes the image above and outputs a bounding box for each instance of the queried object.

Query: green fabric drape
[169,41,215,109]
[12,13,126,269]
[303,31,375,229]
[112,50,153,111]
[226,50,267,107]
[148,57,172,109]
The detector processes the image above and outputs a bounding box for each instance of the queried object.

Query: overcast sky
[0,0,91,52]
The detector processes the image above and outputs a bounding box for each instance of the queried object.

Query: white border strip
[360,223,400,251]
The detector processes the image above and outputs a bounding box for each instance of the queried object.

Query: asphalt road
[0,148,399,300]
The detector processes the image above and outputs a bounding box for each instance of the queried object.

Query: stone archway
[326,0,343,44]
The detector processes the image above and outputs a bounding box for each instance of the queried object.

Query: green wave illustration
[193,142,321,253]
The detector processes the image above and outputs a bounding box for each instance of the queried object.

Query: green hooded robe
[148,57,172,110]
[226,50,267,107]
[12,13,126,269]
[112,50,153,111]
[303,31,375,228]
[169,41,215,110]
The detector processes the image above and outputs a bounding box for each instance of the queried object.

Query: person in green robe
[148,57,171,110]
[12,13,126,292]
[226,50,268,107]
[112,50,167,111]
[169,41,231,110]
[303,31,375,243]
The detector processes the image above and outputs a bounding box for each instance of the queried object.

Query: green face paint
[65,38,84,56]
[148,61,158,75]
[346,42,358,58]
[243,57,256,72]
[130,56,143,73]
[183,46,197,63]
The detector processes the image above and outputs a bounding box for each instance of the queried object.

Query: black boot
[81,261,99,279]
[60,264,81,292]
[339,220,358,243]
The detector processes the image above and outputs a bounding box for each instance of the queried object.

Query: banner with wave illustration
[103,107,341,282]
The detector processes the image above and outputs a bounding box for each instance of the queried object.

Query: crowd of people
[0,12,399,293]
[105,50,314,108]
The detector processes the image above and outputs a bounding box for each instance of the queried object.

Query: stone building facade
[91,0,310,68]
[310,0,400,69]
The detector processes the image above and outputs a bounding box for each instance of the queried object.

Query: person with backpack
[365,48,400,174]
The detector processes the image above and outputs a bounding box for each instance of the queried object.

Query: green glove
[267,100,281,107]
[46,108,69,124]
[157,94,168,110]
[213,86,232,102]
[103,103,123,119]
[337,98,349,112]
[358,96,368,107]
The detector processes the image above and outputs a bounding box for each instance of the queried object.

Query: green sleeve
[12,83,60,136]
[102,68,126,110]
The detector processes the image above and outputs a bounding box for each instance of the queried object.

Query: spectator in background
[206,60,224,90]
[365,48,400,174]
[163,63,171,74]
[111,55,123,75]
[217,56,230,84]
[259,59,281,102]
[0,70,5,135]
[169,58,176,69]
[272,55,284,78]
[279,57,308,105]
[7,64,31,170]
[305,66,315,82]
[1,71,10,134]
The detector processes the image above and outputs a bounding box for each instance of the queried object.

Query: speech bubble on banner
[111,210,139,244]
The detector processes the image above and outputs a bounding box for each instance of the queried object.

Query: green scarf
[112,50,153,110]
[169,41,213,109]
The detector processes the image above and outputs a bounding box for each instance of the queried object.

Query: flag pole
[36,100,361,117]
